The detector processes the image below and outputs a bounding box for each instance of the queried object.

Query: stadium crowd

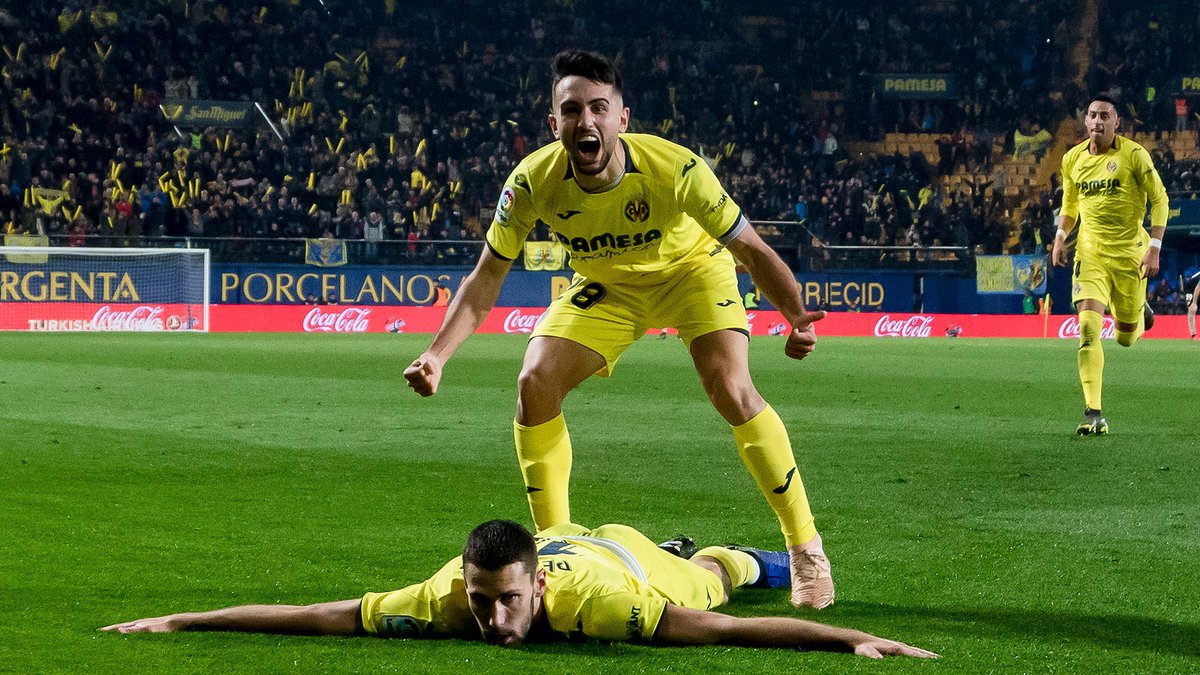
[0,0,1196,280]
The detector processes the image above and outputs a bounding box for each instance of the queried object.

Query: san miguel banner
[160,99,256,128]
[975,255,1047,294]
[874,74,958,99]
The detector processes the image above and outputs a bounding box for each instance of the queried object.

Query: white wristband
[1055,228,1066,240]
[1149,237,1162,249]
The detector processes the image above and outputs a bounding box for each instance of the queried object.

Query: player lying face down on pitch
[102,520,937,660]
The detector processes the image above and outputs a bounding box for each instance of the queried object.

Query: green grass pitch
[1,332,1197,673]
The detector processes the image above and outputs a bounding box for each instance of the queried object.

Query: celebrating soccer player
[102,520,937,660]
[1051,93,1170,435]
[404,51,834,608]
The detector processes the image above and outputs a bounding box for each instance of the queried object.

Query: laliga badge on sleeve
[496,186,516,225]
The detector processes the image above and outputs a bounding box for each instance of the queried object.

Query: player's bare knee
[705,382,762,425]
[516,366,556,400]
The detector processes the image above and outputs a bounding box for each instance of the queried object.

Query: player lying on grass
[103,520,937,660]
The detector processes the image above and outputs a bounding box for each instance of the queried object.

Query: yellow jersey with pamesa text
[1060,135,1168,257]
[486,133,745,285]
[360,534,672,642]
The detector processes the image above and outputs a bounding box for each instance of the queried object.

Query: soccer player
[1186,271,1199,340]
[1052,93,1169,435]
[102,520,938,660]
[403,51,834,608]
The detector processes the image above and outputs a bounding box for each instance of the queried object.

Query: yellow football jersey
[1060,135,1168,256]
[486,133,745,285]
[361,534,674,641]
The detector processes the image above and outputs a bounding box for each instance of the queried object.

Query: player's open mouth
[577,136,601,160]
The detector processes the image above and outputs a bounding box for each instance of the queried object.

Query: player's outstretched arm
[726,221,825,360]
[100,599,363,635]
[654,605,938,659]
[404,246,514,396]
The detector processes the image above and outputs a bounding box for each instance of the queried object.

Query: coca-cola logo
[303,307,371,333]
[502,309,545,334]
[1057,316,1116,339]
[874,314,935,337]
[91,305,166,331]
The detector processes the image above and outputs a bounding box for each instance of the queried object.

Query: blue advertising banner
[1167,198,1200,235]
[212,264,920,311]
[1,255,205,303]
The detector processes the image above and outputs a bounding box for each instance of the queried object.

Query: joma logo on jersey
[624,199,650,222]
[553,229,662,253]
[1076,178,1121,195]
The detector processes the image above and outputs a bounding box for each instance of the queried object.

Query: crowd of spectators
[1090,0,1200,132]
[0,0,1196,271]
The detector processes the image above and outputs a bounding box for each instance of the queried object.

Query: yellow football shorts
[538,522,724,611]
[531,260,748,377]
[1071,249,1147,324]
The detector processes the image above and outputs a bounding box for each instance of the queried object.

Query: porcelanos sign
[217,265,460,305]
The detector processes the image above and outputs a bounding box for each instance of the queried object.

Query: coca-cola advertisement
[1057,315,1118,340]
[3,306,1192,338]
[302,307,372,333]
[873,314,936,338]
[497,309,546,334]
[1,303,206,331]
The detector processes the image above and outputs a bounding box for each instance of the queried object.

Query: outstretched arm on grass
[654,605,939,660]
[101,599,362,635]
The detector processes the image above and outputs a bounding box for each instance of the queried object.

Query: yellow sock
[514,414,572,530]
[696,546,759,588]
[1077,310,1105,410]
[731,405,817,547]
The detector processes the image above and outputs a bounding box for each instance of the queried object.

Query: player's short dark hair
[551,50,623,96]
[1090,93,1120,111]
[463,520,538,575]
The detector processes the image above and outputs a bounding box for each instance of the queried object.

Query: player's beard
[481,596,536,647]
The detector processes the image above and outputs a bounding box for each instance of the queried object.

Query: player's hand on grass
[404,353,443,396]
[851,636,940,660]
[100,614,186,633]
[785,310,826,360]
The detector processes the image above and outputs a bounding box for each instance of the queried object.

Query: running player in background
[404,50,834,608]
[1186,271,1199,340]
[103,520,937,661]
[1052,93,1169,435]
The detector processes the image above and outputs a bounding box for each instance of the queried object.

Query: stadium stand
[0,0,1196,293]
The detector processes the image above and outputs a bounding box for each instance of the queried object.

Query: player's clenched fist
[784,310,826,360]
[404,354,444,397]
